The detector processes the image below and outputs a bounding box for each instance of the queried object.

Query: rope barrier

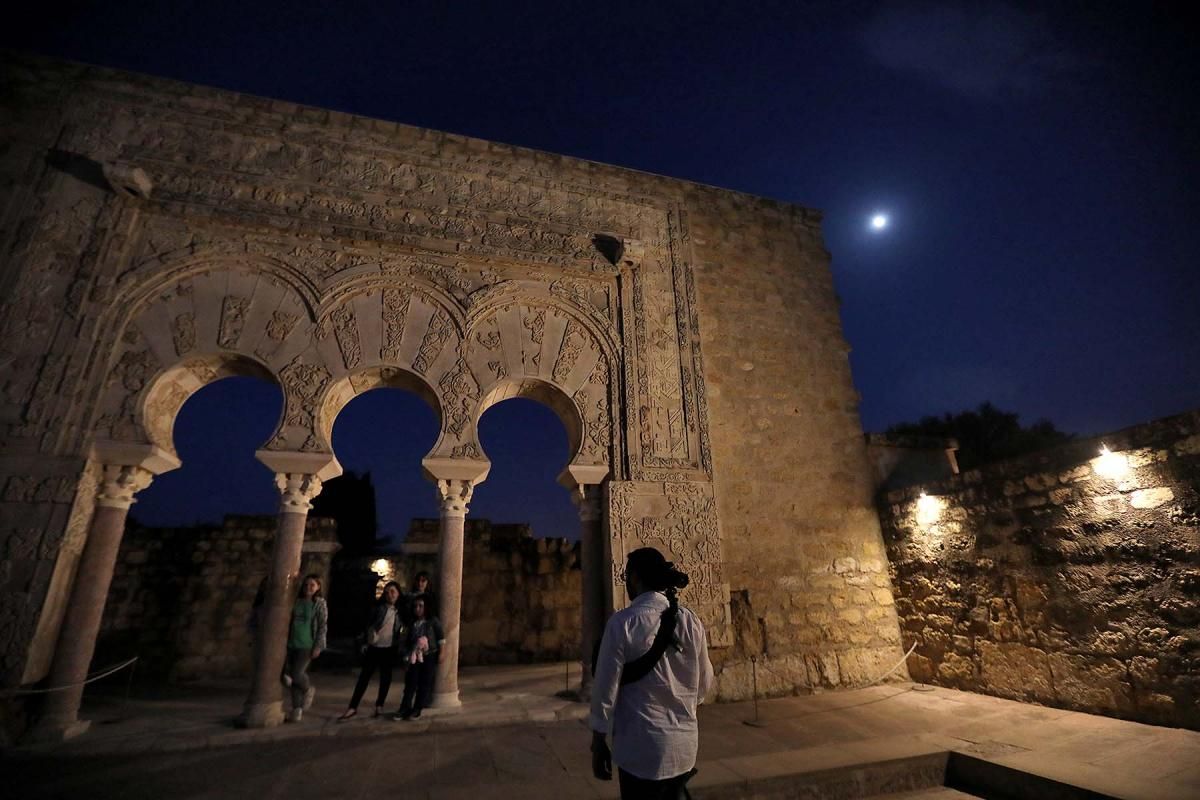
[0,656,139,697]
[860,641,918,688]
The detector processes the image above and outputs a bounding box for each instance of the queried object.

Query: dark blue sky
[8,2,1197,539]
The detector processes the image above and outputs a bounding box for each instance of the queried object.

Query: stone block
[1047,653,1135,714]
[978,641,1054,701]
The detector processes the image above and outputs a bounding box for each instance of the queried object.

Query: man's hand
[590,731,612,781]
[311,647,322,659]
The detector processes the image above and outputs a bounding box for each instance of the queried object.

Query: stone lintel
[422,456,490,485]
[254,450,342,482]
[557,463,610,491]
[90,440,181,475]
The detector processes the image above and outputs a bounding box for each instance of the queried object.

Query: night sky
[7,2,1197,542]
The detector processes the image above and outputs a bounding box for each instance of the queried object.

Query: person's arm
[589,614,625,781]
[434,618,447,663]
[696,618,715,704]
[312,598,328,656]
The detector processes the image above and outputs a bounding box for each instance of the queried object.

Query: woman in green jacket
[282,573,328,722]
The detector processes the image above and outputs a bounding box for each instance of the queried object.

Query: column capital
[274,473,324,513]
[437,478,475,519]
[571,483,603,522]
[96,464,155,510]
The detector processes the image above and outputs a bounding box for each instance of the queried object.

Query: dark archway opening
[99,375,283,682]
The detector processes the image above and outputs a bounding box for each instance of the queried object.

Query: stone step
[865,788,980,799]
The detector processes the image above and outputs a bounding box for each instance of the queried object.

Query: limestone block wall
[97,515,338,682]
[878,410,1200,730]
[685,195,906,699]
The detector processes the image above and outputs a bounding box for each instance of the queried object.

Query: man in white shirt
[590,547,715,799]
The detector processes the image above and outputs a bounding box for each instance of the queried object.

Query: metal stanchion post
[743,654,767,727]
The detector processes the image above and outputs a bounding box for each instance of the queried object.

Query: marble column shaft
[239,472,321,728]
[35,464,154,737]
[431,478,473,708]
[576,484,605,697]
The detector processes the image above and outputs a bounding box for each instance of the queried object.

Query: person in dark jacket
[392,594,444,720]
[339,581,405,721]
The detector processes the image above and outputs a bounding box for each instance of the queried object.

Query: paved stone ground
[9,663,1200,799]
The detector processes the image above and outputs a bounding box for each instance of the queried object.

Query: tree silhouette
[886,402,1073,471]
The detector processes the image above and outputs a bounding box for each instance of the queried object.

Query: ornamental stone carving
[437,478,475,518]
[273,472,324,512]
[96,465,155,510]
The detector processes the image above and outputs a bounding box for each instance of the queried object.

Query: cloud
[860,1,1087,98]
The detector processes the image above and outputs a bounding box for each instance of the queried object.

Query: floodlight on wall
[371,558,390,574]
[1093,445,1129,480]
[916,492,943,527]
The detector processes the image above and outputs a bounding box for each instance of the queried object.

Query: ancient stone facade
[97,516,338,682]
[879,410,1200,730]
[0,53,903,712]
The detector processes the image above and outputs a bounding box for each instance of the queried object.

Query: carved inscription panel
[607,480,732,647]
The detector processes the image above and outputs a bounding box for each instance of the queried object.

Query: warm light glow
[1093,445,1129,480]
[916,492,943,527]
[870,213,889,230]
[371,558,390,574]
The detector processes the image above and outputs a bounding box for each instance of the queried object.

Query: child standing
[282,574,327,722]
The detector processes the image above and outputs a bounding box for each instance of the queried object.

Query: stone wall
[878,410,1200,730]
[334,519,581,666]
[97,515,338,682]
[688,194,906,699]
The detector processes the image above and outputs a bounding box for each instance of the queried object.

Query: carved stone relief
[171,312,196,355]
[217,295,250,349]
[413,309,453,376]
[329,303,362,370]
[380,288,409,361]
[607,480,732,647]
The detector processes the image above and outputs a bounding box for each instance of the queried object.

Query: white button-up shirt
[589,591,715,780]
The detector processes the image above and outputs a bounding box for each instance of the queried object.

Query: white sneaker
[282,674,293,688]
[288,708,303,723]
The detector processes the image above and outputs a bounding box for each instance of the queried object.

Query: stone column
[573,483,605,699]
[239,451,340,728]
[558,463,609,699]
[422,455,489,710]
[32,443,179,742]
[430,477,474,708]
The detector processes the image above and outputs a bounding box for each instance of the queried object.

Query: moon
[870,213,889,231]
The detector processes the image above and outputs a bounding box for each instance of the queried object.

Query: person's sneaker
[281,674,293,688]
[391,710,410,721]
[288,708,303,723]
[410,709,421,720]
[303,686,316,709]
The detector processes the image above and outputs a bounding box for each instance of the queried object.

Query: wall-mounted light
[371,558,390,574]
[916,492,943,527]
[1093,445,1129,480]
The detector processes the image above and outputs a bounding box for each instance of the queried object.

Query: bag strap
[619,599,681,686]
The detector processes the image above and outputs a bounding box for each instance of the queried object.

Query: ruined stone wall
[879,410,1200,730]
[97,515,338,682]
[0,53,901,702]
[335,519,582,666]
[685,196,905,699]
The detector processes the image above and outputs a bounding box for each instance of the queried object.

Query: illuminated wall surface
[879,410,1200,730]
